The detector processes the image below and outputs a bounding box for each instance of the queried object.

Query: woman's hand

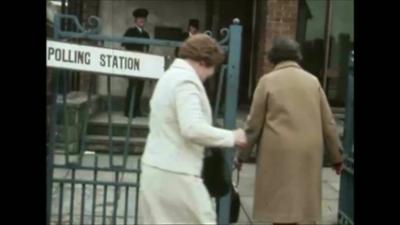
[333,162,344,175]
[234,129,247,149]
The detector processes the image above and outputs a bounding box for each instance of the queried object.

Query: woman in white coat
[139,34,247,224]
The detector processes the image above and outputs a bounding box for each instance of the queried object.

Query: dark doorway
[206,0,260,108]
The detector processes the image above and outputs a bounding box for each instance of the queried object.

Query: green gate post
[338,50,354,225]
[218,19,242,225]
[47,14,63,224]
[47,71,59,225]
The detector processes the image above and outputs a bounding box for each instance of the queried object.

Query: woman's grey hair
[268,37,303,65]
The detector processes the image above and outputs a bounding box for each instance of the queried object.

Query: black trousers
[124,78,145,117]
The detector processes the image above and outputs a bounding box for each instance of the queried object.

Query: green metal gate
[338,50,354,225]
[47,14,242,225]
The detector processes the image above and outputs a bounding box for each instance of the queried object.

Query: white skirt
[138,163,217,224]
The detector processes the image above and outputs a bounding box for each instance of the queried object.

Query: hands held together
[233,128,247,171]
[233,128,248,149]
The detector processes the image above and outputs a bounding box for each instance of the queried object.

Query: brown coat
[240,61,343,223]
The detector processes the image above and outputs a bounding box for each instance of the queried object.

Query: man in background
[175,19,200,59]
[182,19,200,40]
[122,8,150,117]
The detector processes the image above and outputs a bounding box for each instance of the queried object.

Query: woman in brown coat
[237,37,344,225]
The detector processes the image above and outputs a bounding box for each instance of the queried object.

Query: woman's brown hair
[178,34,225,67]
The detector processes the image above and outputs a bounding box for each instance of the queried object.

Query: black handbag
[201,147,230,197]
[201,148,242,223]
[211,168,242,223]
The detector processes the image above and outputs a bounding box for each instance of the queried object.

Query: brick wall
[256,0,299,80]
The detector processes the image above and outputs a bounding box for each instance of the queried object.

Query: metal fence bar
[80,184,86,224]
[47,69,60,225]
[339,210,354,225]
[218,20,242,224]
[62,71,71,164]
[102,185,108,224]
[55,31,228,51]
[107,76,115,168]
[58,182,65,224]
[213,65,227,123]
[69,168,76,225]
[53,178,138,187]
[112,171,120,224]
[343,51,354,157]
[123,84,137,167]
[78,75,94,165]
[91,156,98,225]
[53,14,229,51]
[53,164,139,173]
[124,186,129,225]
[134,159,141,225]
[338,50,354,225]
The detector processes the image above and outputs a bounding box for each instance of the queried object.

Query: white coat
[139,58,235,224]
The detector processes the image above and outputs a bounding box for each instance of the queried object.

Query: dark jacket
[122,27,150,52]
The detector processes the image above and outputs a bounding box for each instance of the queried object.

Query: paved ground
[50,154,140,225]
[235,163,340,225]
[49,154,340,225]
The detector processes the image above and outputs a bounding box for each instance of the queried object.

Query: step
[335,113,345,120]
[54,142,80,153]
[85,135,146,154]
[96,94,152,114]
[54,134,146,155]
[332,107,345,114]
[87,112,149,137]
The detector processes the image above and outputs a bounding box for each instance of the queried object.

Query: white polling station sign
[46,40,165,79]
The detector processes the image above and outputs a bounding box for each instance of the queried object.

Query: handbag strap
[232,167,254,225]
[235,168,240,188]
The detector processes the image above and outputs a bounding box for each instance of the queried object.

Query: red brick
[254,0,299,79]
